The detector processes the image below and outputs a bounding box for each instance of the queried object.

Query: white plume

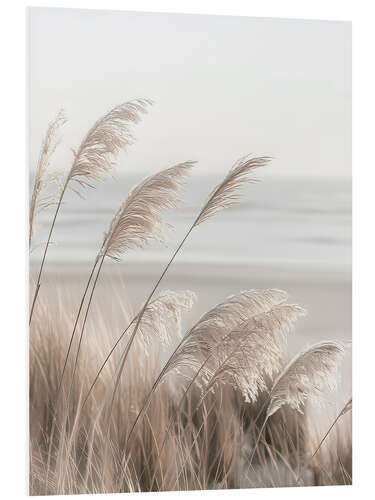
[266,340,347,418]
[161,289,290,383]
[140,290,197,348]
[100,161,195,260]
[29,109,67,244]
[194,155,271,227]
[203,303,306,403]
[68,99,151,189]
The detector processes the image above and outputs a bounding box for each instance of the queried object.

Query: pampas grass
[29,288,351,495]
[194,155,270,226]
[266,341,346,418]
[30,99,151,322]
[309,396,352,460]
[140,295,306,481]
[248,341,347,467]
[65,162,194,410]
[100,161,194,260]
[85,156,271,411]
[29,104,351,494]
[29,109,67,246]
[202,303,306,404]
[68,99,151,188]
[123,291,304,451]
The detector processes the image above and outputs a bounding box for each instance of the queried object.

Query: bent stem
[57,259,99,399]
[248,417,268,470]
[85,156,267,414]
[45,256,100,490]
[104,220,197,426]
[65,255,105,414]
[121,330,188,456]
[81,316,136,410]
[146,357,211,486]
[44,257,100,491]
[53,256,105,488]
[30,179,68,323]
[170,396,222,490]
[295,403,349,485]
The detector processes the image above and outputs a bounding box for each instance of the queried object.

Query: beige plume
[140,290,197,349]
[203,303,306,403]
[123,289,296,448]
[194,155,271,227]
[68,99,152,189]
[100,161,195,261]
[29,109,67,245]
[266,340,347,418]
[30,99,151,323]
[161,289,290,383]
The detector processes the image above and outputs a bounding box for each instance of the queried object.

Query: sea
[29,173,352,278]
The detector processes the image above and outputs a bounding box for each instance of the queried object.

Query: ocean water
[30,173,351,276]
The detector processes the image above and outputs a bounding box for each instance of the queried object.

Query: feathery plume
[266,340,346,418]
[140,290,197,349]
[203,304,306,403]
[160,289,290,385]
[81,290,196,410]
[65,162,194,411]
[30,99,151,323]
[248,340,347,468]
[68,99,152,188]
[29,109,67,245]
[92,156,271,419]
[99,162,195,260]
[194,155,271,227]
[123,290,299,450]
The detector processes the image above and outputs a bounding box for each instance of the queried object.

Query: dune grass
[29,287,351,495]
[29,102,352,495]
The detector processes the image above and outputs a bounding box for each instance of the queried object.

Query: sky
[29,8,351,179]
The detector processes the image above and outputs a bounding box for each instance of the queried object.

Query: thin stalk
[122,333,186,452]
[83,156,266,410]
[49,258,106,489]
[65,255,105,414]
[81,221,196,416]
[247,389,280,469]
[151,338,242,477]
[81,316,136,410]
[142,317,268,483]
[310,414,342,460]
[170,397,218,490]
[81,218,196,476]
[145,357,211,486]
[30,179,68,323]
[104,220,197,424]
[57,258,99,399]
[295,403,349,485]
[127,327,244,481]
[248,417,268,469]
[125,306,260,472]
[45,256,99,490]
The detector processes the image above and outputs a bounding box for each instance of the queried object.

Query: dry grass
[29,288,351,495]
[29,102,351,495]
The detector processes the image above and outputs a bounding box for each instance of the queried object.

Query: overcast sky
[29,8,351,179]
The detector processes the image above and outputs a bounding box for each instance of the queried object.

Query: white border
[1,1,373,499]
